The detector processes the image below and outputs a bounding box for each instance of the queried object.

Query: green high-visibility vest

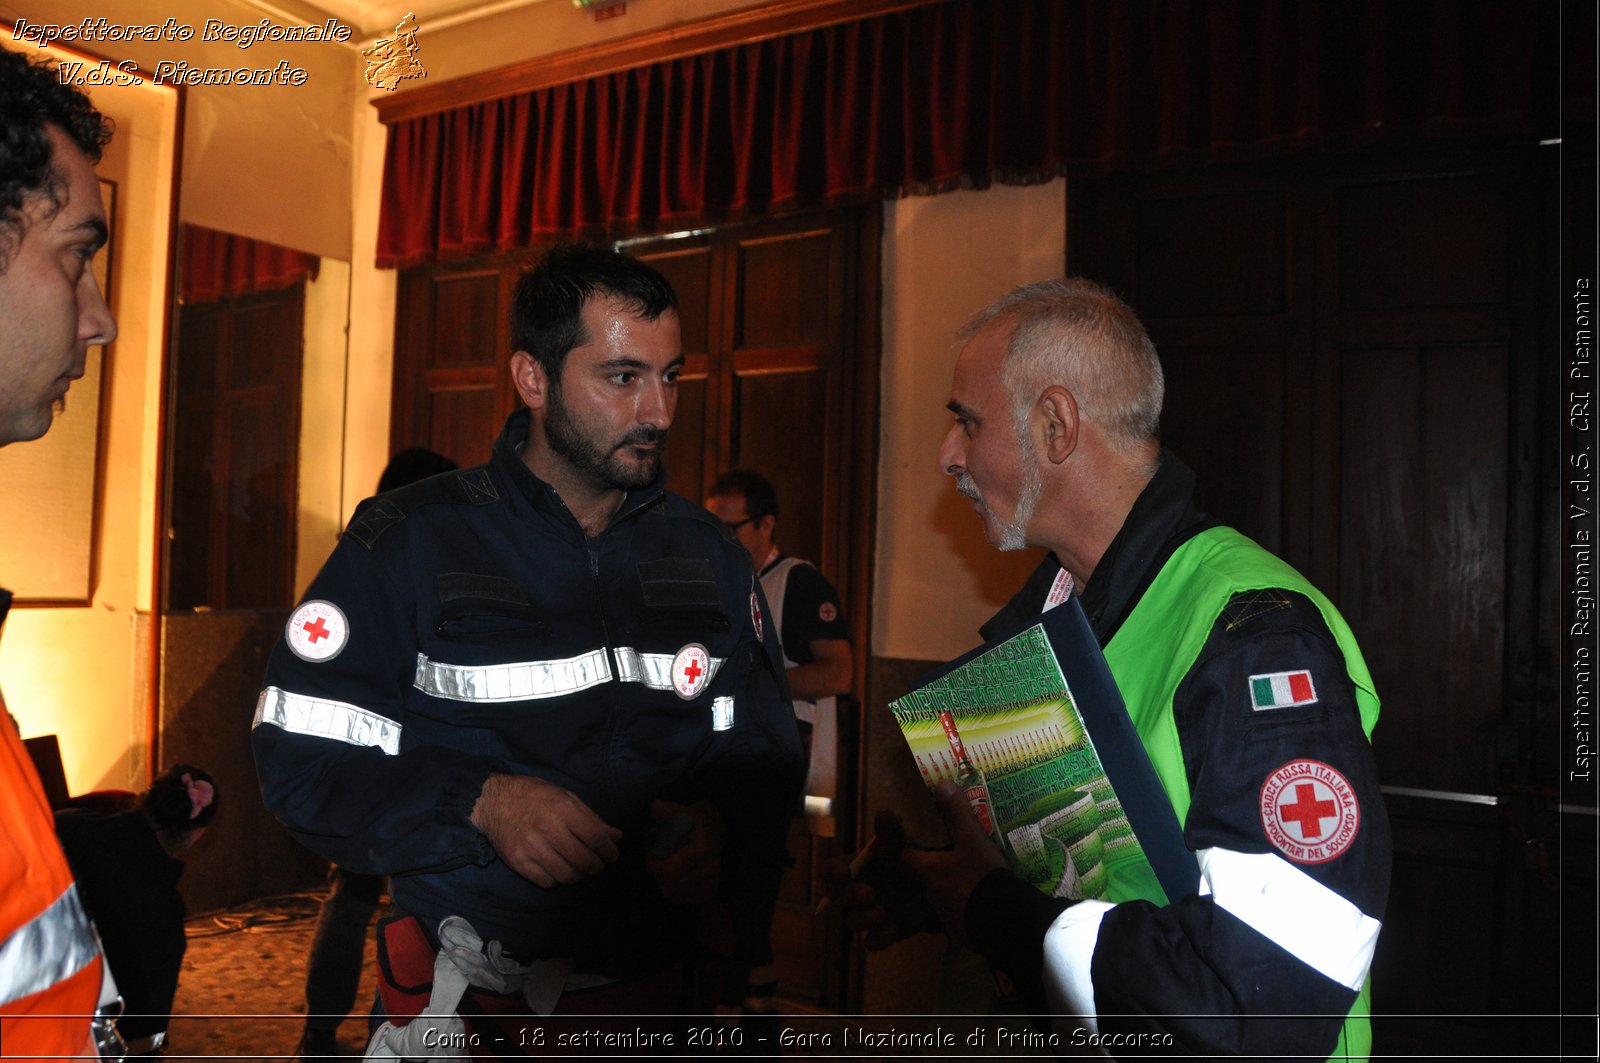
[1100,526,1380,1061]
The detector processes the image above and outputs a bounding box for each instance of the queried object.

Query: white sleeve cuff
[1041,899,1115,1033]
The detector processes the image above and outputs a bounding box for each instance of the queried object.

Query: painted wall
[874,181,1063,662]
[0,39,179,794]
[0,0,359,260]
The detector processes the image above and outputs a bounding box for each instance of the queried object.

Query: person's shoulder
[344,464,501,551]
[1210,588,1340,651]
[654,491,735,538]
[782,558,840,596]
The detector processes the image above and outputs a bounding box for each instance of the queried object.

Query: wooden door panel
[736,367,831,568]
[734,228,838,350]
[430,272,502,366]
[1160,346,1287,551]
[663,376,707,502]
[222,399,296,608]
[166,285,303,611]
[428,386,498,469]
[636,242,716,357]
[1338,343,1509,793]
[1336,173,1509,310]
[1134,189,1288,318]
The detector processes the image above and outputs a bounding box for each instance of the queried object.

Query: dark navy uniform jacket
[251,410,804,976]
[967,453,1391,1057]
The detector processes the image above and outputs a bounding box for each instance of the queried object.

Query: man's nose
[79,273,117,348]
[640,377,674,430]
[937,423,964,477]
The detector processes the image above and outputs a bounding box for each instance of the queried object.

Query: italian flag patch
[1250,670,1318,711]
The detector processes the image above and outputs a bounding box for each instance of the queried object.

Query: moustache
[616,426,667,449]
[955,474,984,504]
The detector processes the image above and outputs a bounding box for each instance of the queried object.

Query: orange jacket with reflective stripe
[0,605,102,1060]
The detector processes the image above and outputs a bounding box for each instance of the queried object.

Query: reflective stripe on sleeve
[0,885,99,1008]
[409,647,728,703]
[252,687,402,755]
[1041,898,1114,1033]
[613,647,725,691]
[1197,847,1381,991]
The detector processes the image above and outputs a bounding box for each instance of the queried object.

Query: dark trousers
[304,865,384,1033]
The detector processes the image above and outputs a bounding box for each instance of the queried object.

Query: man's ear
[756,514,777,537]
[1039,386,1080,464]
[510,351,549,411]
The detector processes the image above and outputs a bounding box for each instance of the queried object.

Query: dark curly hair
[0,46,113,272]
[140,763,220,848]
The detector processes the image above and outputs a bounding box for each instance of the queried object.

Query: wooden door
[1069,142,1586,1055]
[166,284,305,610]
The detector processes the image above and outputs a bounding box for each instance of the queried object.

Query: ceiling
[255,0,566,41]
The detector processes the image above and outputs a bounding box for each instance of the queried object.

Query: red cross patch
[1259,759,1360,864]
[751,591,763,642]
[671,643,711,700]
[818,601,837,623]
[285,600,349,663]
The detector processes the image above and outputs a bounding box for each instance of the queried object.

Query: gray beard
[955,463,1041,552]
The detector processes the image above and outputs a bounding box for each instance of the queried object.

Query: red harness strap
[373,914,688,1056]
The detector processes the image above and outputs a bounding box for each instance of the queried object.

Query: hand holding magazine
[889,596,1195,906]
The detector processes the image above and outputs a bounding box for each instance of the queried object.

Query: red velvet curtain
[378,0,1581,268]
[181,225,320,304]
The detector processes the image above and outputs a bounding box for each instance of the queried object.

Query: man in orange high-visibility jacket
[0,43,119,1060]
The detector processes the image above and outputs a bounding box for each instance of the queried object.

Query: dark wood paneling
[1339,343,1509,793]
[662,376,707,502]
[166,285,303,611]
[392,260,522,460]
[736,368,830,566]
[1159,346,1286,550]
[428,386,498,469]
[637,241,716,358]
[430,272,501,366]
[1337,173,1509,310]
[1134,189,1287,318]
[735,229,836,350]
[159,612,326,914]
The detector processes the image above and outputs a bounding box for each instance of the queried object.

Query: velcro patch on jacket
[1250,670,1319,711]
[455,468,499,504]
[1221,590,1294,631]
[436,573,529,605]
[638,557,720,608]
[346,499,406,550]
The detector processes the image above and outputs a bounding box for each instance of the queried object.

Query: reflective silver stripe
[711,695,734,731]
[0,885,99,1008]
[253,686,402,756]
[613,646,725,691]
[1197,847,1381,991]
[409,647,728,704]
[414,650,613,703]
[1041,899,1114,1033]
